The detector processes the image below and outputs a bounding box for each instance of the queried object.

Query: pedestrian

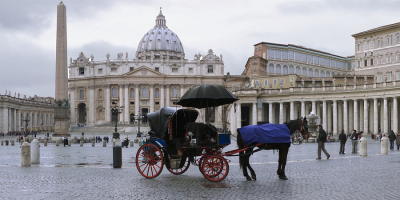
[388,130,396,150]
[339,130,347,154]
[350,130,364,154]
[396,132,400,151]
[63,137,68,147]
[316,125,330,160]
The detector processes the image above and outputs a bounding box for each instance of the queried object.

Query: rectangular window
[98,68,103,74]
[364,42,368,50]
[280,78,285,85]
[377,40,381,47]
[273,79,277,85]
[364,59,367,67]
[298,84,302,87]
[172,68,178,73]
[207,65,214,73]
[387,55,392,63]
[307,54,312,63]
[111,67,117,73]
[282,51,288,60]
[387,37,392,45]
[288,51,294,60]
[79,67,85,75]
[264,80,268,86]
[255,80,260,86]
[397,36,400,43]
[370,41,374,48]
[387,73,392,82]
[155,67,159,72]
[267,49,274,59]
[130,102,134,105]
[377,75,382,83]
[290,77,294,83]
[357,44,360,51]
[155,102,159,105]
[189,68,193,73]
[253,65,257,70]
[130,67,134,71]
[397,73,400,80]
[370,59,373,66]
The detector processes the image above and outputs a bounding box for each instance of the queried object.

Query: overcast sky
[0,0,398,98]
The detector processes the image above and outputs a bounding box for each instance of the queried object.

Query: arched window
[276,64,281,74]
[268,63,274,73]
[155,88,160,98]
[326,71,331,77]
[112,88,117,97]
[308,68,313,77]
[79,89,85,100]
[98,89,103,99]
[172,87,178,97]
[296,66,301,75]
[315,69,319,77]
[283,65,288,74]
[130,89,135,98]
[302,67,307,76]
[289,65,294,74]
[142,87,148,98]
[320,70,325,77]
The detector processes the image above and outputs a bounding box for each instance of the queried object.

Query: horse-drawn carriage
[135,84,309,182]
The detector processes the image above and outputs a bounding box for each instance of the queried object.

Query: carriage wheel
[167,156,190,175]
[136,143,164,179]
[198,157,205,173]
[201,156,229,182]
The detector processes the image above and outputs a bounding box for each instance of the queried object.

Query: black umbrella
[176,84,239,108]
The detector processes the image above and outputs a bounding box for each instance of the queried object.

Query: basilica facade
[68,10,225,127]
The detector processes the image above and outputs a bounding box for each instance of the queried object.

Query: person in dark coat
[63,137,68,147]
[350,130,363,154]
[316,125,330,160]
[339,130,347,154]
[388,130,396,150]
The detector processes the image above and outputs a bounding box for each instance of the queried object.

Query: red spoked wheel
[201,156,229,182]
[136,143,164,179]
[167,156,190,175]
[198,157,204,173]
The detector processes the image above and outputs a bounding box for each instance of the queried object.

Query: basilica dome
[136,9,184,59]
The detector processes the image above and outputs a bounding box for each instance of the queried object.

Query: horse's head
[298,117,309,139]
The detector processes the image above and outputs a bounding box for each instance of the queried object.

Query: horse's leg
[240,149,252,181]
[245,148,256,180]
[278,144,289,180]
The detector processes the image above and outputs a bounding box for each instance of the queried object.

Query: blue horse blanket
[238,124,290,145]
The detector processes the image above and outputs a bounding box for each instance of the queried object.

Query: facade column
[369,100,374,134]
[337,102,343,133]
[354,100,358,132]
[322,100,327,131]
[180,84,185,98]
[359,100,364,132]
[342,100,347,134]
[268,103,273,124]
[13,109,17,131]
[160,84,165,108]
[17,109,21,131]
[279,102,284,124]
[119,84,123,122]
[290,101,294,120]
[135,84,140,116]
[332,100,337,135]
[2,108,8,133]
[70,87,76,124]
[328,101,333,133]
[29,111,33,131]
[311,101,316,114]
[166,84,170,107]
[230,105,236,135]
[105,85,111,123]
[257,104,263,123]
[393,97,398,133]
[349,101,354,131]
[150,84,154,113]
[236,102,241,129]
[363,99,368,133]
[89,85,95,125]
[373,98,378,134]
[252,102,257,125]
[301,101,305,118]
[124,84,129,123]
[383,97,388,134]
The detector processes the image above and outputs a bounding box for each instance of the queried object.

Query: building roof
[352,22,400,37]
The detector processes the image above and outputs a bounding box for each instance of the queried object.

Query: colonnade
[0,108,54,133]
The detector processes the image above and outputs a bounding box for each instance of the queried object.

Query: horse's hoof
[279,176,288,180]
[246,176,252,181]
[252,175,257,181]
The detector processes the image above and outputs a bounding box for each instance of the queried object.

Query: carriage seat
[186,122,218,145]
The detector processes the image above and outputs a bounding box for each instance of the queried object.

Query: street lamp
[21,113,30,141]
[135,113,144,138]
[111,106,124,139]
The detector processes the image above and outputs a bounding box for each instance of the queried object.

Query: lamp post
[111,106,124,139]
[135,113,144,138]
[22,113,30,141]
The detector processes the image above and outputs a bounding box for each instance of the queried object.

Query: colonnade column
[119,85,123,122]
[383,97,388,134]
[2,108,8,133]
[393,97,398,133]
[252,102,257,125]
[373,98,378,134]
[124,84,129,123]
[29,111,33,131]
[257,101,263,122]
[236,103,241,129]
[166,84,170,107]
[17,109,21,131]
[105,85,111,123]
[279,102,284,124]
[364,99,369,133]
[230,104,236,135]
[332,100,337,135]
[360,101,364,132]
[311,101,316,114]
[301,101,305,118]
[328,101,333,133]
[353,100,358,132]
[322,100,327,131]
[268,103,273,124]
[89,85,95,125]
[160,84,165,108]
[135,84,140,116]
[180,84,185,98]
[342,100,347,133]
[338,102,343,133]
[150,84,154,113]
[290,101,294,120]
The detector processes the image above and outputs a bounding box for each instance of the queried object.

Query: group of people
[317,126,400,160]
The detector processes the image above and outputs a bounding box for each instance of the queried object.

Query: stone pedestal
[80,140,84,147]
[56,140,59,146]
[103,140,106,147]
[381,137,388,155]
[10,139,14,146]
[359,137,367,156]
[92,141,95,147]
[53,107,70,137]
[21,142,31,167]
[31,139,40,164]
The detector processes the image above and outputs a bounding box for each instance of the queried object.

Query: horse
[236,118,309,181]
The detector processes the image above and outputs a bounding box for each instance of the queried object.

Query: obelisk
[53,1,70,137]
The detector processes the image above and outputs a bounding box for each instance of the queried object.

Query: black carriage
[135,107,231,182]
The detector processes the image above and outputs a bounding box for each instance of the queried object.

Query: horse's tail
[236,130,245,169]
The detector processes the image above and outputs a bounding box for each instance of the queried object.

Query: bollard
[31,139,40,164]
[92,141,95,147]
[68,140,71,147]
[103,140,106,147]
[359,137,367,156]
[44,140,47,146]
[381,137,388,155]
[138,138,143,147]
[11,139,14,146]
[130,141,134,147]
[80,140,84,147]
[73,136,78,144]
[56,139,59,146]
[21,142,31,167]
[5,140,9,146]
[113,139,122,168]
[1,140,3,146]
